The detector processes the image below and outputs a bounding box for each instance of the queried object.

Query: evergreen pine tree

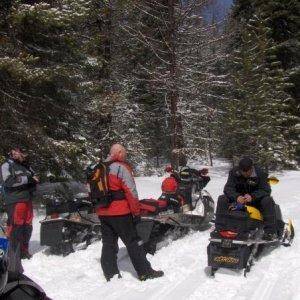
[221,15,295,169]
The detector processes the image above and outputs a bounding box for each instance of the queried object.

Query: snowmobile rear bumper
[40,218,92,247]
[207,240,251,270]
[40,218,101,256]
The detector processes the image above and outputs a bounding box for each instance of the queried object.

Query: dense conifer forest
[1,0,299,178]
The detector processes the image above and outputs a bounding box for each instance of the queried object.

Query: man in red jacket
[96,144,164,281]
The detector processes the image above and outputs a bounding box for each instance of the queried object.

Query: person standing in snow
[90,144,164,281]
[0,147,39,278]
[216,157,277,240]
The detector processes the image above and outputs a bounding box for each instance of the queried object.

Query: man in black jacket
[0,147,39,279]
[216,157,277,239]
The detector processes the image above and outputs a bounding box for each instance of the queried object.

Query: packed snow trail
[23,164,300,300]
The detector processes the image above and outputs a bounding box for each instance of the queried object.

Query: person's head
[109,144,127,162]
[238,157,254,178]
[9,147,28,163]
[165,165,173,173]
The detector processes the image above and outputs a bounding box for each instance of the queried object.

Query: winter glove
[229,202,245,211]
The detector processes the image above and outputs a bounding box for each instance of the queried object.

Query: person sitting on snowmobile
[160,166,210,211]
[88,144,164,281]
[216,157,277,240]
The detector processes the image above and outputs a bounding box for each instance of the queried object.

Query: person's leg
[99,217,120,281]
[6,203,25,278]
[214,195,231,230]
[255,196,277,234]
[216,195,230,215]
[113,215,152,277]
[21,201,33,258]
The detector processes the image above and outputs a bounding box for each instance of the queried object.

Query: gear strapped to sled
[86,162,125,208]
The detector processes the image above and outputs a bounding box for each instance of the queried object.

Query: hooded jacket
[0,159,36,205]
[96,160,140,216]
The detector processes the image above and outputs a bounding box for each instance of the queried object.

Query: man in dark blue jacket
[216,157,277,240]
[0,147,39,278]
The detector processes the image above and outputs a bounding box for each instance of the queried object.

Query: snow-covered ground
[24,162,300,300]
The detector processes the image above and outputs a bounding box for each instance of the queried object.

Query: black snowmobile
[137,166,215,254]
[40,167,214,256]
[40,184,101,256]
[207,178,295,277]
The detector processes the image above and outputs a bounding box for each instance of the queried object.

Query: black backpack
[86,162,112,208]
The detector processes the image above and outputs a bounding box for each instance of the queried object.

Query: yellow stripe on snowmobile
[245,205,263,221]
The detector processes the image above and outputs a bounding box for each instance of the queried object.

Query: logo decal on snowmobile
[213,255,239,265]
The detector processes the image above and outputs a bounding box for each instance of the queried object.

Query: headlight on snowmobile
[268,176,279,185]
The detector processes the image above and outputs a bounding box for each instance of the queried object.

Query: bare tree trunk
[207,125,213,166]
[167,0,186,169]
[102,2,112,79]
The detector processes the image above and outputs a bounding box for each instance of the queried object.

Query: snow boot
[105,273,122,282]
[139,269,164,281]
[21,251,32,260]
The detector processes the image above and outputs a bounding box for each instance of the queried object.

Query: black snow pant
[216,195,277,234]
[99,214,152,280]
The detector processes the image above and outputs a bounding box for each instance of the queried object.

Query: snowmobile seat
[44,196,92,216]
[215,210,263,234]
[140,199,168,215]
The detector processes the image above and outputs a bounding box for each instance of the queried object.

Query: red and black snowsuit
[96,160,152,280]
[0,158,36,277]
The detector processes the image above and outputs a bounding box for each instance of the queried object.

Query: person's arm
[224,170,240,203]
[119,164,141,216]
[1,162,34,189]
[250,170,271,200]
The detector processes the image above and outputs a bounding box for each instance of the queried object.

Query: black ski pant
[216,195,277,233]
[99,214,152,280]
